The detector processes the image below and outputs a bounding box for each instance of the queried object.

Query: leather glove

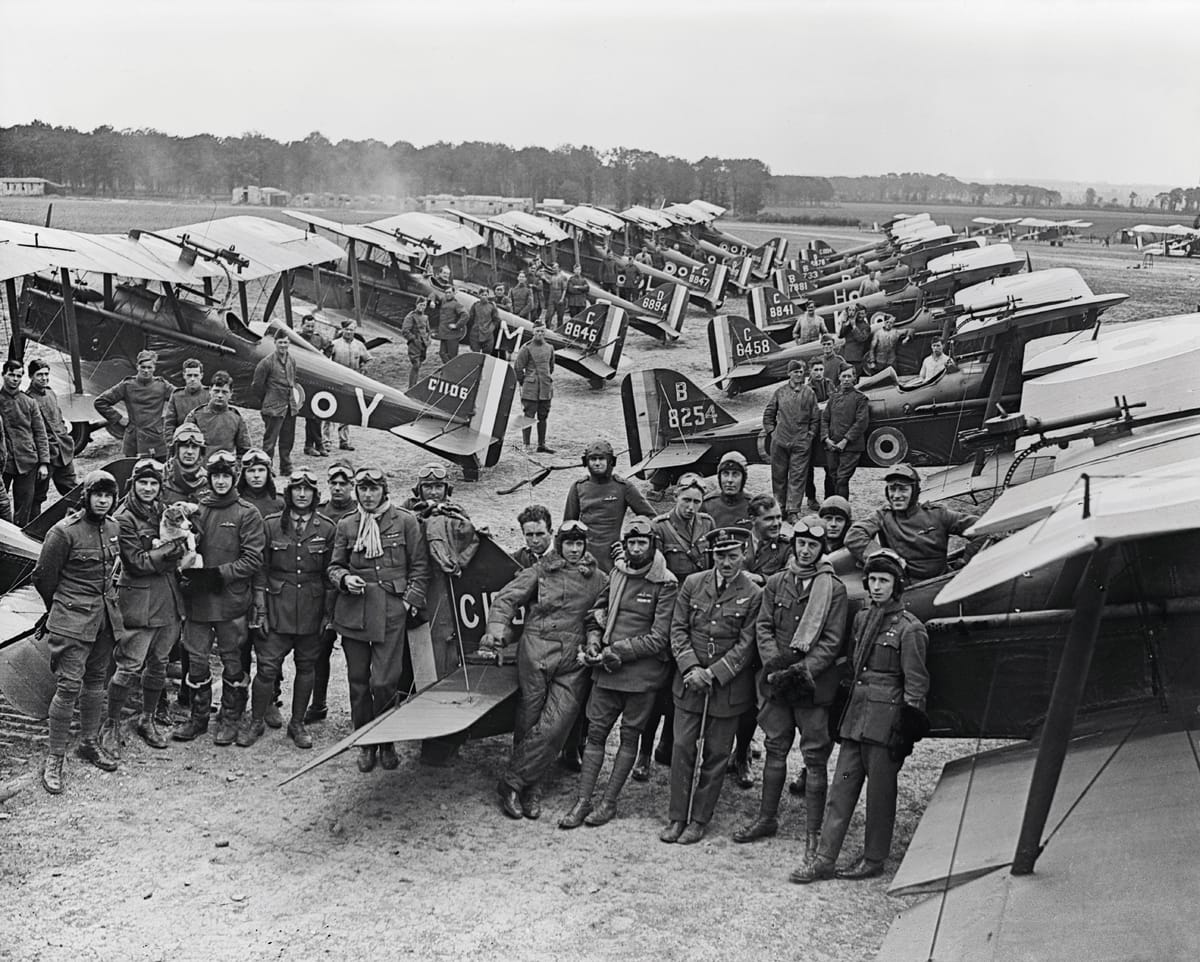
[600,648,622,673]
[180,566,222,596]
[683,667,714,692]
[148,540,184,566]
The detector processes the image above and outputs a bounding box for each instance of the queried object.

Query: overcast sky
[2,0,1196,186]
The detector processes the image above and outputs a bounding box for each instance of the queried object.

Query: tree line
[0,122,774,213]
[7,122,1192,215]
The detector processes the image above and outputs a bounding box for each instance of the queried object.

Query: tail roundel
[708,315,781,379]
[621,368,736,467]
[747,286,799,331]
[398,353,516,467]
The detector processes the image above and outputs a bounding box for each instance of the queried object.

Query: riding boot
[237,679,272,747]
[577,742,605,800]
[136,712,168,749]
[77,686,118,772]
[215,679,247,746]
[172,681,211,741]
[734,756,786,842]
[804,765,828,861]
[586,742,638,826]
[100,680,129,758]
[559,743,603,827]
[41,754,64,795]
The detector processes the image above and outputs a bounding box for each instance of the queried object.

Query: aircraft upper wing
[662,202,710,225]
[367,212,484,254]
[280,209,424,261]
[926,243,1020,276]
[0,220,227,284]
[577,205,626,233]
[0,240,75,282]
[881,722,1200,960]
[967,421,1200,537]
[936,469,1200,604]
[491,210,570,244]
[161,215,344,281]
[622,205,674,231]
[547,207,609,236]
[689,199,727,219]
[1130,223,1200,237]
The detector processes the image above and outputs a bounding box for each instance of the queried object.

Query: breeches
[254,630,322,684]
[113,623,178,690]
[48,623,115,699]
[183,617,247,684]
[758,698,833,768]
[585,687,656,746]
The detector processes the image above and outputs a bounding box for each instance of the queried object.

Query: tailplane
[748,285,799,331]
[557,303,628,377]
[621,368,737,468]
[708,315,781,379]
[397,353,516,468]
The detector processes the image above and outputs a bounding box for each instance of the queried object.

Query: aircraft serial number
[667,404,719,430]
[562,320,599,343]
[640,292,667,311]
[427,376,470,400]
[767,304,793,320]
[734,340,772,359]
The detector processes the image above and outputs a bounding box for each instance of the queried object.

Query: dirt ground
[1,207,1193,962]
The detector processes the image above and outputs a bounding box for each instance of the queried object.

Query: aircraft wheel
[867,425,908,467]
[71,423,93,456]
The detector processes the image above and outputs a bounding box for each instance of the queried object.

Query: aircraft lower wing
[0,586,52,718]
[921,450,1059,503]
[628,442,716,476]
[280,664,518,785]
[881,721,1200,960]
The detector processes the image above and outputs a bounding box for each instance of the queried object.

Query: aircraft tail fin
[621,368,737,469]
[732,251,756,289]
[751,240,777,279]
[769,237,788,271]
[708,315,780,379]
[559,302,628,374]
[634,282,689,340]
[747,285,799,331]
[397,353,516,468]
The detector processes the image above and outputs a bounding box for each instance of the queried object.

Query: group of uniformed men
[473,439,979,882]
[34,330,976,884]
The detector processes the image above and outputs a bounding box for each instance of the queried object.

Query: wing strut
[4,277,22,361]
[1011,541,1115,875]
[58,268,84,395]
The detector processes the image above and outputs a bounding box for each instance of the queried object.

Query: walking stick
[686,690,711,826]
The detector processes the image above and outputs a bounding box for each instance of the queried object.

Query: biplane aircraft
[1013,217,1092,244]
[871,311,1200,960]
[442,207,690,344]
[628,269,1126,484]
[673,200,788,276]
[967,215,1022,237]
[1127,222,1200,257]
[283,210,630,382]
[540,204,728,318]
[0,216,518,474]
